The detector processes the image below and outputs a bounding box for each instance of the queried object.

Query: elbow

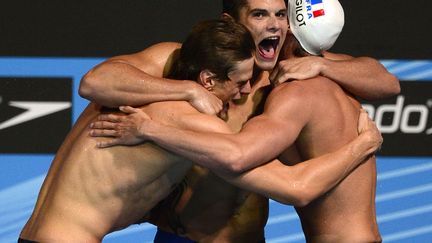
[223,147,249,174]
[292,193,314,207]
[384,73,401,97]
[365,73,400,100]
[391,76,401,95]
[79,70,99,100]
[278,182,316,207]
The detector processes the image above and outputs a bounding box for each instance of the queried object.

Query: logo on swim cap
[307,0,326,19]
[289,0,344,55]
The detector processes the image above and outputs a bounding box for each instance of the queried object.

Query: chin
[256,58,277,71]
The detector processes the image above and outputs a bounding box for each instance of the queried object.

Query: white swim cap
[288,0,345,55]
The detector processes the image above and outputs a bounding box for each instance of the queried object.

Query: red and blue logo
[306,0,325,18]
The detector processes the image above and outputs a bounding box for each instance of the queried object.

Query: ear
[221,13,234,21]
[199,70,216,90]
[287,22,292,33]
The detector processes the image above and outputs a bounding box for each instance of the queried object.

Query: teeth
[266,36,279,40]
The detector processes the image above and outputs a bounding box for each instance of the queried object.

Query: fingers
[90,120,116,129]
[269,66,280,83]
[192,97,223,115]
[273,72,296,86]
[89,120,123,137]
[201,105,216,115]
[89,128,119,137]
[212,102,223,115]
[119,106,138,114]
[357,109,383,153]
[269,61,299,86]
[271,57,322,85]
[270,64,289,85]
[357,109,369,134]
[190,86,223,115]
[91,111,136,129]
[96,139,120,148]
[204,96,223,115]
[97,114,123,123]
[218,103,229,121]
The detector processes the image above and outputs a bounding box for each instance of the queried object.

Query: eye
[238,80,248,87]
[252,13,263,18]
[276,10,287,18]
[251,10,267,19]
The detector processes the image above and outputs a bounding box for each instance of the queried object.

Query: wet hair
[222,0,288,20]
[279,34,311,61]
[168,19,255,82]
[222,0,248,20]
[291,37,310,58]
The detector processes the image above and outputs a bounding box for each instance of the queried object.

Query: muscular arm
[147,115,377,207]
[271,52,400,100]
[79,42,222,113]
[92,81,380,172]
[321,51,400,99]
[90,89,381,206]
[140,83,378,172]
[146,111,377,207]
[225,149,376,207]
[136,84,308,173]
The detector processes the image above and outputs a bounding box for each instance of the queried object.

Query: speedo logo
[362,95,432,135]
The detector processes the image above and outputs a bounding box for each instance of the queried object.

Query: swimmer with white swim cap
[89,1,390,242]
[288,0,345,55]
[76,0,398,242]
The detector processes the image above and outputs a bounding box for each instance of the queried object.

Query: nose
[240,81,251,94]
[233,91,242,100]
[267,15,280,32]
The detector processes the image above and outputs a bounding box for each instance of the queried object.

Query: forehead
[228,58,254,81]
[244,0,286,11]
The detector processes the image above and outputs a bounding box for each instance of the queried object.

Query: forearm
[223,133,376,206]
[321,56,400,100]
[142,120,275,174]
[79,61,197,107]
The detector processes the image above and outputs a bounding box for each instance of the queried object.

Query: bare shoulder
[145,101,232,134]
[260,81,310,122]
[265,76,335,118]
[134,42,182,62]
[322,51,353,61]
[112,42,181,62]
[107,42,182,76]
[268,78,317,104]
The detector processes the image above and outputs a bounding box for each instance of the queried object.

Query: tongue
[259,45,275,59]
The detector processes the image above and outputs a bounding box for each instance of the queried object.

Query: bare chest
[226,83,272,132]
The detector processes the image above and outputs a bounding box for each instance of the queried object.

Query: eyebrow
[249,8,287,14]
[238,79,251,85]
[249,8,268,13]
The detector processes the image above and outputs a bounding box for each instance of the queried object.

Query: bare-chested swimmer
[89,0,398,242]
[79,1,398,242]
[19,19,259,243]
[19,14,383,243]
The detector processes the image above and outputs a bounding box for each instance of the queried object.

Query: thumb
[269,68,279,85]
[218,103,229,121]
[357,109,369,134]
[119,106,138,114]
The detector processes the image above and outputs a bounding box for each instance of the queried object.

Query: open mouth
[258,36,280,60]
